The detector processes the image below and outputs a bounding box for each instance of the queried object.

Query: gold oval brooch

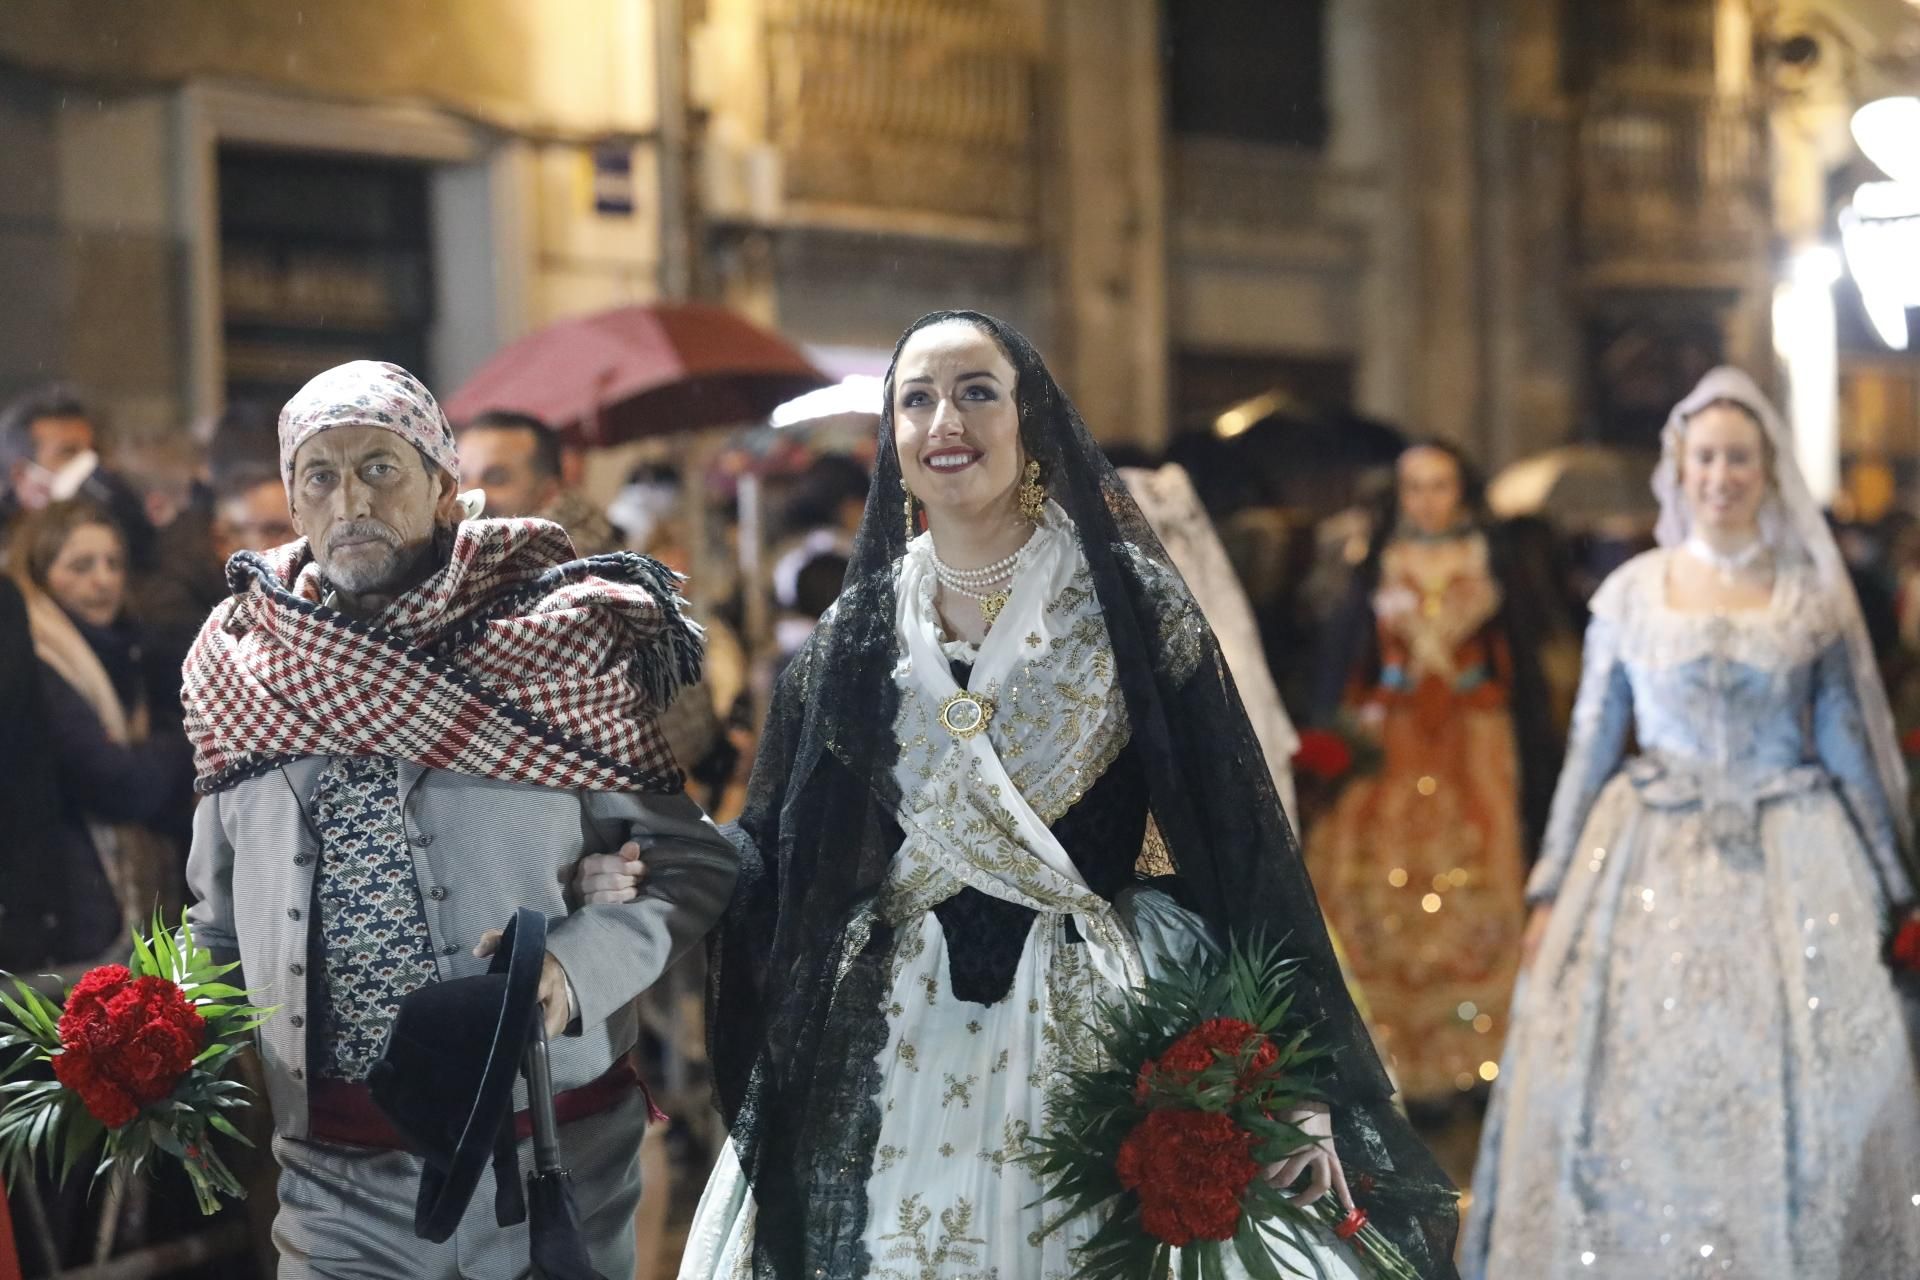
[937,690,996,740]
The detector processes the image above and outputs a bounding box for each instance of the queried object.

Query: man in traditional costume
[182,361,737,1279]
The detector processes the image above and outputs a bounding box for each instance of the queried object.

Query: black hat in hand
[370,907,547,1243]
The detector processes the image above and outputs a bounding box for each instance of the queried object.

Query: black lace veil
[708,311,1460,1277]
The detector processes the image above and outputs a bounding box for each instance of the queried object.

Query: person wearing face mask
[577,313,1457,1278]
[1307,440,1560,1110]
[1,388,158,587]
[179,361,738,1279]
[1461,368,1920,1279]
[7,499,194,968]
[0,385,99,529]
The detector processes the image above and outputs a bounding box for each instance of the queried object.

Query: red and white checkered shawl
[181,518,702,796]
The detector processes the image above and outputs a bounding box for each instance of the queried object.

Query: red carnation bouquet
[1290,717,1382,829]
[0,914,275,1214]
[1026,940,1419,1279]
[1888,910,1920,989]
[1291,730,1359,785]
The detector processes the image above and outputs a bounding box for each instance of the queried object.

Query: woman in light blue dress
[1464,368,1920,1279]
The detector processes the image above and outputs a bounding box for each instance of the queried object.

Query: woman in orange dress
[1308,442,1558,1107]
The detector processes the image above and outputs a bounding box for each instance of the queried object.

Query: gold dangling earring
[904,487,918,541]
[1018,459,1045,524]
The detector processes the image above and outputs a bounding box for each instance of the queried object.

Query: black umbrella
[1176,390,1406,516]
[522,1022,604,1280]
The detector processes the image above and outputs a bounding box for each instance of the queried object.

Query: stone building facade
[0,0,1912,473]
[0,0,669,440]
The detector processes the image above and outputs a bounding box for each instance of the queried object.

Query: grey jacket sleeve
[547,788,739,1032]
[185,790,241,960]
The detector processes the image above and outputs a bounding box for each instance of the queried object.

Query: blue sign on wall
[594,143,635,217]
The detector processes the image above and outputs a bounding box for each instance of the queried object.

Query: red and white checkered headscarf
[181,518,702,795]
[279,361,460,485]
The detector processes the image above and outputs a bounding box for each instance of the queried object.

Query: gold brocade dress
[1306,535,1526,1101]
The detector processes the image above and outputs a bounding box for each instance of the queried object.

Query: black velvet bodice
[928,657,1149,1004]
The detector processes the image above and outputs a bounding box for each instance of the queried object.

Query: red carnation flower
[1292,730,1355,782]
[119,1018,202,1102]
[58,965,131,1035]
[1136,1018,1279,1102]
[53,1047,139,1129]
[1903,727,1920,758]
[1117,1109,1260,1246]
[1141,1190,1242,1248]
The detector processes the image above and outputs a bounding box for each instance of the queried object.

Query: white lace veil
[1654,366,1911,848]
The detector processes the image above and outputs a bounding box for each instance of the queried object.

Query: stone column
[1408,0,1485,453]
[1046,0,1170,450]
[1479,0,1580,463]
[55,90,184,439]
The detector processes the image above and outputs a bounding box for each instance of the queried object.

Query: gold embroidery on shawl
[881,552,1132,925]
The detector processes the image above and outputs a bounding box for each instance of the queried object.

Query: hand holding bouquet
[0,914,275,1214]
[1027,939,1421,1280]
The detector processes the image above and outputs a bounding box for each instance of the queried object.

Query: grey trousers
[271,1088,647,1279]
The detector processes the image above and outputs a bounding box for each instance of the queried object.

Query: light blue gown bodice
[1628,645,1840,769]
[1526,551,1912,910]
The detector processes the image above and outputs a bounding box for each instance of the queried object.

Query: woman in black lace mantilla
[639,312,1458,1278]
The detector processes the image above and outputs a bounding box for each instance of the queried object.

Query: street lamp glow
[1788,245,1843,288]
[769,375,884,429]
[1838,181,1920,352]
[1773,244,1841,504]
[1850,96,1920,185]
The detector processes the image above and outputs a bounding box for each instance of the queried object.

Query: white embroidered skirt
[679,892,1364,1279]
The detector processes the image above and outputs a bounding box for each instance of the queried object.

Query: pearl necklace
[1683,534,1768,584]
[931,526,1038,585]
[931,526,1039,626]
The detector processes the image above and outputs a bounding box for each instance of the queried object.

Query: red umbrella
[445,303,829,446]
